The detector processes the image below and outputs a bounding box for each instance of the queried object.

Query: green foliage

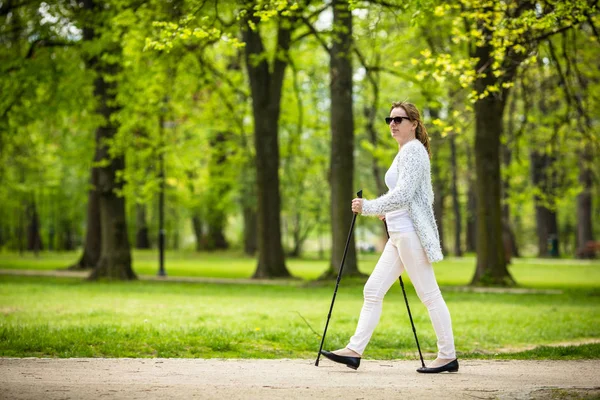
[0,0,597,259]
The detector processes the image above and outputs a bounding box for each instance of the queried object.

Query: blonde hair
[390,101,431,158]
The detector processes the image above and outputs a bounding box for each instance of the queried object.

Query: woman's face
[389,107,416,140]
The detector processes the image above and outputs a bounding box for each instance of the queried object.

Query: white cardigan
[362,139,444,263]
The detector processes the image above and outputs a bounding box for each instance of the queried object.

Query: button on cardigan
[361,139,444,263]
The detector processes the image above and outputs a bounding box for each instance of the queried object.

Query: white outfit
[362,139,443,263]
[346,140,455,359]
[383,153,415,233]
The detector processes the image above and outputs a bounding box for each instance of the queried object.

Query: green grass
[0,270,598,359]
[1,250,599,289]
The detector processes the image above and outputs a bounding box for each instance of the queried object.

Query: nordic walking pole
[383,220,426,368]
[315,189,362,367]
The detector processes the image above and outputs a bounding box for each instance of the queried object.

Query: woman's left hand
[351,198,363,214]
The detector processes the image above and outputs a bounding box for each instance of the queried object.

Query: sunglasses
[385,116,411,125]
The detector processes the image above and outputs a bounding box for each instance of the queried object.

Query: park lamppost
[158,106,176,277]
[158,112,166,277]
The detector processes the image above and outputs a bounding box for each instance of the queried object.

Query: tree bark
[501,92,519,260]
[83,0,135,280]
[205,131,230,251]
[449,135,463,256]
[59,217,75,251]
[576,145,595,258]
[69,165,101,269]
[531,66,560,259]
[530,149,560,258]
[324,0,360,278]
[242,204,257,256]
[362,69,387,240]
[429,109,446,255]
[470,39,514,285]
[135,203,150,249]
[243,12,291,278]
[465,143,477,253]
[26,198,43,254]
[191,214,203,252]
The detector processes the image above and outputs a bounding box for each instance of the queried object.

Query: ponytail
[415,120,431,159]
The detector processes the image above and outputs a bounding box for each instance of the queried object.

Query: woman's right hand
[378,215,386,221]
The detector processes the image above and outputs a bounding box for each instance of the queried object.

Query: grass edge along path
[1,273,598,360]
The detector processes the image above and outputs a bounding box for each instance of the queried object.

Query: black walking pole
[315,189,362,367]
[383,220,426,368]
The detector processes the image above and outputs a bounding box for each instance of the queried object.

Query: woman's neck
[397,135,416,150]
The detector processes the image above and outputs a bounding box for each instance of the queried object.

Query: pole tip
[356,189,363,198]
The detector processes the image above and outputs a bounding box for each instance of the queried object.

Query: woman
[320,101,458,373]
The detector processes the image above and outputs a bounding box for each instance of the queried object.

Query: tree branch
[353,47,377,88]
[196,53,249,99]
[299,16,331,55]
[585,13,600,42]
[24,38,75,59]
[359,0,403,11]
[547,38,593,138]
[0,0,38,17]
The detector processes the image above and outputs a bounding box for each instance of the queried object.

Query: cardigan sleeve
[361,140,427,216]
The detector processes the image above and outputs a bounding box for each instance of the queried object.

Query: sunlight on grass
[0,274,598,359]
[0,250,598,289]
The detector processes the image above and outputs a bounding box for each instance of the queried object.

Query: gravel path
[1,358,599,399]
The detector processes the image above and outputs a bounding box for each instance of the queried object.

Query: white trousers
[347,231,456,359]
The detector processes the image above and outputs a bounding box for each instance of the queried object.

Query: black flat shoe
[320,350,361,370]
[417,359,459,374]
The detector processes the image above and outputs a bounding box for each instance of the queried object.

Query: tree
[465,1,594,284]
[81,0,135,280]
[241,4,295,278]
[325,0,361,277]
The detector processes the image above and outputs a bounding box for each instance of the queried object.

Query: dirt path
[1,358,599,399]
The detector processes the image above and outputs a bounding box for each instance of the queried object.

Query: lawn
[0,251,598,360]
[0,250,599,288]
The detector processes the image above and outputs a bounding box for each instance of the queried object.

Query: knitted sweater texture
[362,139,444,263]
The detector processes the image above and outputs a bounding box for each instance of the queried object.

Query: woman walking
[320,101,458,373]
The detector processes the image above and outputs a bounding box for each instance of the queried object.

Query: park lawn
[0,273,598,360]
[0,250,599,289]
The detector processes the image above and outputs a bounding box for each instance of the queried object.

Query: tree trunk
[531,67,560,259]
[243,13,291,278]
[465,143,477,254]
[364,99,388,240]
[323,0,360,279]
[576,145,595,258]
[69,165,101,269]
[204,131,230,250]
[191,214,203,252]
[531,149,560,258]
[207,222,228,250]
[60,217,75,251]
[89,161,135,280]
[449,135,463,256]
[83,0,135,281]
[242,204,257,256]
[289,212,303,258]
[470,40,514,285]
[534,202,559,258]
[428,110,446,255]
[501,93,519,260]
[26,198,43,254]
[135,203,150,249]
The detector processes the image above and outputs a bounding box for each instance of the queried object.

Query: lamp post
[158,112,166,277]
